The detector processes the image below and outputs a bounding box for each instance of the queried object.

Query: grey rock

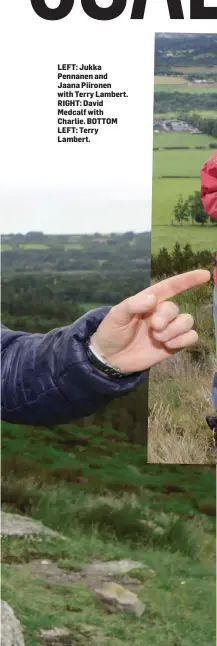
[1,601,25,646]
[83,559,153,576]
[1,512,65,539]
[95,582,145,617]
[7,559,141,594]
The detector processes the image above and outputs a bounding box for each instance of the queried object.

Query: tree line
[154,92,217,115]
[151,243,215,279]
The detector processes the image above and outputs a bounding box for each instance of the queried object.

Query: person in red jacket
[201,151,217,441]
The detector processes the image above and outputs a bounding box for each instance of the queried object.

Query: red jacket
[201,151,217,285]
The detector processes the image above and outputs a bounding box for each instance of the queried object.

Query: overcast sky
[1,0,214,234]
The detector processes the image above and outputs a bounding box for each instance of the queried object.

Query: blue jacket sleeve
[1,307,148,426]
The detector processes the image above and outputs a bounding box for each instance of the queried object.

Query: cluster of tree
[152,243,215,278]
[2,271,151,327]
[154,91,217,115]
[172,191,217,227]
[186,113,217,140]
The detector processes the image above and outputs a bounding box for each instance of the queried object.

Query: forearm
[1,310,147,426]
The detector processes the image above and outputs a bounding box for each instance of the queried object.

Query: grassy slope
[2,534,215,646]
[1,421,216,646]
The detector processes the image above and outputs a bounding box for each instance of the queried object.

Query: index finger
[145,270,210,304]
[113,269,211,324]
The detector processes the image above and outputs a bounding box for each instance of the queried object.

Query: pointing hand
[92,270,210,373]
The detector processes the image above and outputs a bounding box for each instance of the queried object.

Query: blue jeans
[213,285,217,411]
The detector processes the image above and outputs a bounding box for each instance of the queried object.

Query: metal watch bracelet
[85,337,133,379]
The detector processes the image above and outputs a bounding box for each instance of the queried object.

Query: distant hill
[1,232,151,274]
[155,33,217,73]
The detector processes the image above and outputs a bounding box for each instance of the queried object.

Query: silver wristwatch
[85,336,134,379]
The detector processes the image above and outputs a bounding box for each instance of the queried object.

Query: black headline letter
[191,0,217,19]
[30,0,74,20]
[131,0,184,19]
[81,0,127,20]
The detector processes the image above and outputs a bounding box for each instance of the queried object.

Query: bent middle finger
[153,313,194,343]
[151,301,180,331]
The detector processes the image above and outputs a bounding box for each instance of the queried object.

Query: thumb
[111,292,157,325]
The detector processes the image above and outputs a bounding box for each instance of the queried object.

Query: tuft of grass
[148,360,215,464]
[148,284,216,464]
[1,535,72,565]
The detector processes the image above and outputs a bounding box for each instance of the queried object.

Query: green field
[155,112,182,119]
[153,132,216,148]
[1,244,13,251]
[153,149,209,179]
[151,223,217,254]
[19,244,49,250]
[155,78,217,94]
[155,84,217,94]
[191,110,217,118]
[64,244,84,250]
[155,75,186,85]
[152,177,198,224]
